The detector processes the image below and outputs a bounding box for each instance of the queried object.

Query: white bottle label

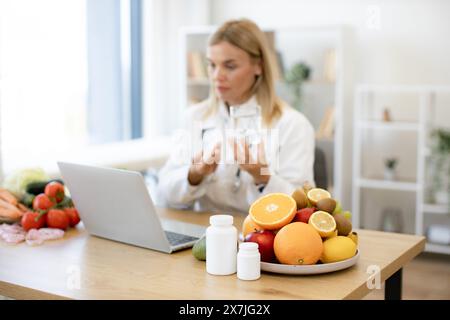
[206,228,237,275]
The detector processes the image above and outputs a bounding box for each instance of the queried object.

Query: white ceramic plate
[260,250,360,275]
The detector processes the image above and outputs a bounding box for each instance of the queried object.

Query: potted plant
[429,129,450,205]
[284,62,311,111]
[384,158,398,181]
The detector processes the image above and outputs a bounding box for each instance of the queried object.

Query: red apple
[293,207,316,224]
[244,230,276,262]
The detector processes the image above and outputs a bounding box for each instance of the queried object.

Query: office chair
[314,146,328,189]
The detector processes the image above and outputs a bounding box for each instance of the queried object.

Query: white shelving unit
[426,243,450,255]
[179,25,216,108]
[179,25,353,204]
[357,178,419,192]
[357,121,420,131]
[352,84,450,255]
[422,204,450,215]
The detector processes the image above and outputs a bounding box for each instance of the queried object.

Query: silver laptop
[57,162,204,253]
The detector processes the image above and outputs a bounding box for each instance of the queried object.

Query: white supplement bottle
[237,242,261,280]
[206,214,238,275]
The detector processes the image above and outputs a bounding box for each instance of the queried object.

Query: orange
[249,193,297,230]
[274,222,323,265]
[242,214,264,238]
[307,188,331,206]
[309,210,336,238]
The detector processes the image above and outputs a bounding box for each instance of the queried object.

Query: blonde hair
[204,19,284,127]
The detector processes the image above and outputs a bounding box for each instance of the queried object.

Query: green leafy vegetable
[2,168,50,198]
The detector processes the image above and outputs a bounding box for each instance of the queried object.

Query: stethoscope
[232,168,241,193]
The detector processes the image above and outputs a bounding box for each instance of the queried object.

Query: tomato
[64,207,81,227]
[33,194,55,211]
[21,211,46,231]
[46,209,70,230]
[44,181,65,203]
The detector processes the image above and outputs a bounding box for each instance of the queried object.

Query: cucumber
[25,181,48,195]
[25,179,64,195]
[21,192,36,208]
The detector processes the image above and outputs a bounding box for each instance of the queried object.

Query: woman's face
[207,41,261,106]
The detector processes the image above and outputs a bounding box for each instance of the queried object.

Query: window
[0,0,88,163]
[0,0,143,175]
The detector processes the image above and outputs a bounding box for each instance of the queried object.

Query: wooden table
[0,207,425,300]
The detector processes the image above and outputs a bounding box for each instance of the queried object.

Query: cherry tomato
[64,207,81,227]
[21,211,46,231]
[33,194,55,211]
[46,209,70,230]
[44,182,65,203]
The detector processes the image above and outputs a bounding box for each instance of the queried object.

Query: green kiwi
[334,213,352,236]
[292,188,308,209]
[316,198,336,213]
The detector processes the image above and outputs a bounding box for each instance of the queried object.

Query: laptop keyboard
[164,231,199,246]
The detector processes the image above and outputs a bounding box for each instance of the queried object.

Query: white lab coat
[157,97,315,214]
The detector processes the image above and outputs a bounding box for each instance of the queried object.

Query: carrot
[0,188,18,206]
[0,201,23,219]
[17,203,29,212]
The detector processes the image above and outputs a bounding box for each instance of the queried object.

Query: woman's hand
[233,139,270,185]
[188,143,221,186]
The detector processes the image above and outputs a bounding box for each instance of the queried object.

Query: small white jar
[237,242,261,281]
[206,215,238,275]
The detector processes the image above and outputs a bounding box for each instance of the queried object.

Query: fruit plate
[260,250,360,275]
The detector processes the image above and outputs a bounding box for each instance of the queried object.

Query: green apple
[192,236,206,261]
[333,201,342,214]
[343,210,352,221]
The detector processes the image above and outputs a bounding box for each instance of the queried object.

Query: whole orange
[242,214,264,238]
[274,222,323,265]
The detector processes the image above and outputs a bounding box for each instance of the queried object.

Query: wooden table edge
[343,235,426,300]
[0,281,70,300]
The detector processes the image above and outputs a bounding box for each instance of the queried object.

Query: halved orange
[249,193,297,230]
[307,188,331,206]
[309,210,336,238]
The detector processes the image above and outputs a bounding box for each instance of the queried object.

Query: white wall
[142,0,211,137]
[210,0,450,216]
[211,0,450,85]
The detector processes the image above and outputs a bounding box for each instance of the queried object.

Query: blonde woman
[158,19,315,213]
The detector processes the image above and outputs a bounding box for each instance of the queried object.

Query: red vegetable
[46,209,70,230]
[21,211,46,231]
[45,182,65,203]
[64,207,80,227]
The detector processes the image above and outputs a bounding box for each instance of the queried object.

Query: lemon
[321,236,357,263]
[307,188,331,206]
[325,229,338,240]
[308,210,336,238]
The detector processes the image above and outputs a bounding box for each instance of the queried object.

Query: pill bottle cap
[239,242,258,251]
[210,214,233,226]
